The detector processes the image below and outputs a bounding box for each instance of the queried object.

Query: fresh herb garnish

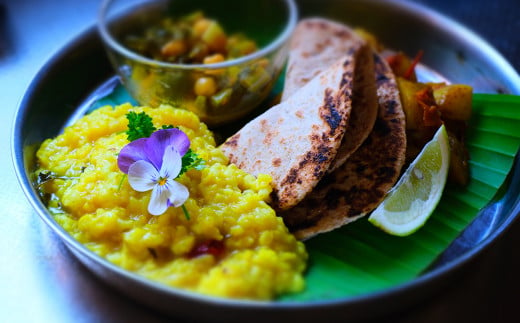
[126,111,157,141]
[36,170,78,187]
[181,205,191,221]
[180,149,205,176]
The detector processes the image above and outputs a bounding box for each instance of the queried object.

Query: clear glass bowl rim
[97,0,298,70]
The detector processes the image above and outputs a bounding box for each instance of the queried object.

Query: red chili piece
[188,239,225,258]
[404,50,424,80]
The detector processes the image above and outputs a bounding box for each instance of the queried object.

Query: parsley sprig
[180,149,206,176]
[126,111,156,141]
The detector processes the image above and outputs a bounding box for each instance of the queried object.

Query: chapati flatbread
[281,53,407,240]
[282,18,379,172]
[220,44,373,210]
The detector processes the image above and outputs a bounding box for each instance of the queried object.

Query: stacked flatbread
[282,19,379,173]
[220,18,406,240]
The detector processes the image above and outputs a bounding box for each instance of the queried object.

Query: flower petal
[160,145,182,180]
[128,160,158,192]
[156,128,191,155]
[165,180,189,207]
[118,137,150,173]
[146,129,191,169]
[148,184,171,216]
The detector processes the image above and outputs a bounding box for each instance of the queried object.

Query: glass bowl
[98,0,297,126]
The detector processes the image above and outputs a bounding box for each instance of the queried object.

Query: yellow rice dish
[35,103,307,300]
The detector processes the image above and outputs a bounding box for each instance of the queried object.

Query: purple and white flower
[118,128,191,216]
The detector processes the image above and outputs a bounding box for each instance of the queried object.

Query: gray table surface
[1,0,519,322]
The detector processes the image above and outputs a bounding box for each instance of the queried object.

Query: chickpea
[194,77,218,96]
[161,39,187,57]
[202,21,227,52]
[203,54,226,75]
[193,18,212,38]
[203,53,225,65]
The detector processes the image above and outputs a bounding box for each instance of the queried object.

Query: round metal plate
[12,0,520,322]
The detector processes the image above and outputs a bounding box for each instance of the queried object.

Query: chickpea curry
[124,11,258,64]
[121,11,274,124]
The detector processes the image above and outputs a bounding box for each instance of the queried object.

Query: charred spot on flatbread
[281,53,406,240]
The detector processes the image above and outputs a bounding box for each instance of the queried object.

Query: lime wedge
[368,125,450,236]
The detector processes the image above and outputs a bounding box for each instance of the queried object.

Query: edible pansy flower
[118,128,192,216]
